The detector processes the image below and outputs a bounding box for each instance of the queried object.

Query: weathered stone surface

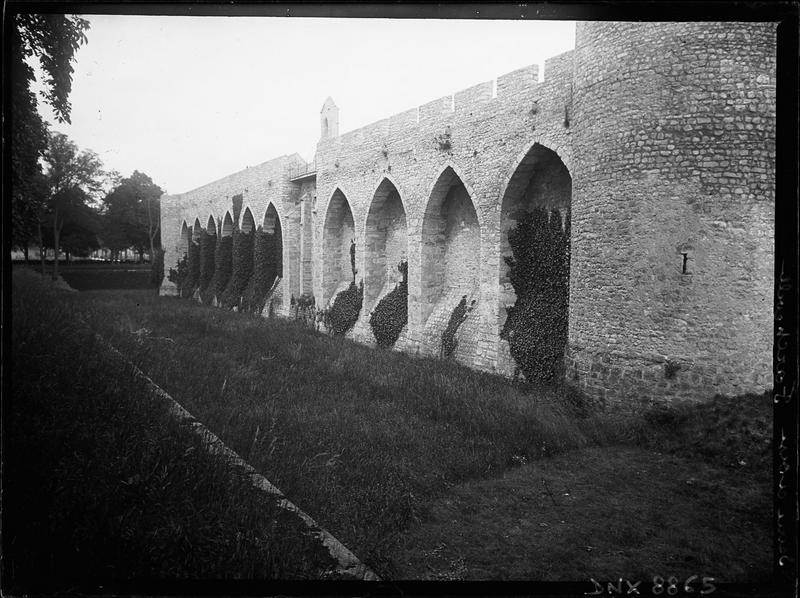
[161,22,775,410]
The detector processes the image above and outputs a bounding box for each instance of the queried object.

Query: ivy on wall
[326,281,363,335]
[198,231,216,300]
[168,253,189,294]
[325,240,362,335]
[220,228,254,309]
[441,295,474,359]
[207,234,233,304]
[242,228,281,314]
[370,260,408,348]
[500,208,570,382]
[181,240,200,298]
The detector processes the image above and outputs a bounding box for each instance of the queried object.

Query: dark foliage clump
[370,260,408,348]
[242,228,281,314]
[167,253,189,295]
[500,208,570,382]
[181,240,200,298]
[207,235,233,304]
[441,295,474,359]
[220,229,254,309]
[325,239,362,335]
[327,281,363,335]
[198,231,216,299]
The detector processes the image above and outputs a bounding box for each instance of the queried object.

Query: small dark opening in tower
[681,252,689,274]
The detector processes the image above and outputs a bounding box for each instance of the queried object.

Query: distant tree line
[9,13,165,277]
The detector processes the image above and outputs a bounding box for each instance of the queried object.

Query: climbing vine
[220,228,254,309]
[207,234,233,304]
[181,240,201,298]
[370,260,408,348]
[168,253,189,295]
[242,228,281,314]
[500,207,570,382]
[441,295,475,359]
[326,281,363,335]
[198,231,216,299]
[325,240,362,335]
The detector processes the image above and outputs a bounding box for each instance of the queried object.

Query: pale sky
[36,16,576,195]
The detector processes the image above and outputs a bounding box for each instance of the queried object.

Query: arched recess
[206,215,217,236]
[498,142,572,371]
[420,167,481,326]
[262,203,283,278]
[241,206,255,233]
[364,178,408,311]
[322,188,355,305]
[221,211,234,237]
[180,221,191,254]
[192,218,203,242]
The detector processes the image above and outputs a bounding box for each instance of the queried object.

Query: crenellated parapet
[160,23,775,410]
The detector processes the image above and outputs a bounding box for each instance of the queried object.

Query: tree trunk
[52,211,61,281]
[23,244,29,263]
[38,222,46,276]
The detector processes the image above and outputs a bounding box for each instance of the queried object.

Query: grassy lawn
[5,270,338,591]
[7,265,773,584]
[390,446,770,581]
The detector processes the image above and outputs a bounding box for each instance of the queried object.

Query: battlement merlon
[317,55,575,152]
[541,49,575,90]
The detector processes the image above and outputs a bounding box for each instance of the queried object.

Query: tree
[40,193,100,261]
[41,131,106,279]
[9,13,90,258]
[101,171,163,262]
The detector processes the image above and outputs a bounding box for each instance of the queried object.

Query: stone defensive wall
[313,49,575,372]
[160,153,309,313]
[160,21,776,411]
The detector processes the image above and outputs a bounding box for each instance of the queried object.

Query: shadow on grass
[18,271,773,582]
[5,270,337,591]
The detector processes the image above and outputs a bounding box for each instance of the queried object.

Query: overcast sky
[36,16,576,195]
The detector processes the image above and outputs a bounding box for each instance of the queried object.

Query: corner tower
[568,22,776,410]
[320,97,339,139]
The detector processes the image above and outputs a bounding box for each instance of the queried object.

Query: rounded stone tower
[568,22,776,409]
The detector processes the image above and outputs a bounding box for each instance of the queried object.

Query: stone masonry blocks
[162,22,775,410]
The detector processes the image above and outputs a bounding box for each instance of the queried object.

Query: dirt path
[388,446,770,582]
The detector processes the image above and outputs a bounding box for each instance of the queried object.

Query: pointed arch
[261,202,283,278]
[322,187,356,304]
[240,206,255,233]
[206,214,217,235]
[497,140,572,374]
[422,161,484,230]
[499,142,572,287]
[420,166,481,326]
[262,202,281,235]
[221,211,234,237]
[192,218,203,241]
[180,221,191,253]
[367,172,409,220]
[364,177,408,312]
